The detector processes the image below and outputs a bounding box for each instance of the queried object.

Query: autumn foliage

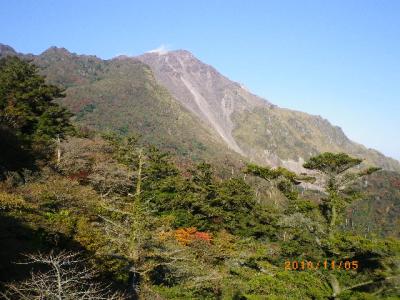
[391,178,400,189]
[174,227,212,245]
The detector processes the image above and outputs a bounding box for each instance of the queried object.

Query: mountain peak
[0,43,18,57]
[169,49,193,56]
[39,47,102,63]
[137,48,270,155]
[143,48,194,59]
[41,46,72,56]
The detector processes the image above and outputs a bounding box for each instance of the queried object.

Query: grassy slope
[233,106,400,172]
[346,170,400,238]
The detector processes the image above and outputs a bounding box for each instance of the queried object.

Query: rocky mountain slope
[138,50,267,155]
[138,50,400,172]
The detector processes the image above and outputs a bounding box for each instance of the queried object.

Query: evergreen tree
[0,56,72,142]
[303,152,380,238]
[0,56,73,175]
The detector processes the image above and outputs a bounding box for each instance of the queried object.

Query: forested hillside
[0,57,400,299]
[16,44,400,240]
[33,47,244,171]
[0,57,399,299]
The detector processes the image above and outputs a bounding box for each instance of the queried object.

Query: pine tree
[0,56,73,175]
[303,152,380,238]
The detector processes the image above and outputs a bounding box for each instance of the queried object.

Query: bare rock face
[137,50,268,155]
[137,50,400,172]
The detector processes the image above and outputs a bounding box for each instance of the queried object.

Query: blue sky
[1,0,399,160]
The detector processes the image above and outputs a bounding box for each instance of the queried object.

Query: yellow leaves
[0,192,27,211]
[75,217,107,252]
[213,230,237,252]
[19,176,99,208]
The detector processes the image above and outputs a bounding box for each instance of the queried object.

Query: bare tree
[57,136,133,196]
[88,161,132,197]
[1,251,125,300]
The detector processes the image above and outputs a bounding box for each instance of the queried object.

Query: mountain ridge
[1,43,399,172]
[135,49,400,172]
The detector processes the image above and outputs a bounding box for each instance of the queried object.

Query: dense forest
[0,57,399,299]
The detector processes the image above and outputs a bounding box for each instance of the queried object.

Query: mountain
[0,44,18,57]
[0,45,244,172]
[138,50,267,155]
[1,44,400,238]
[1,45,399,299]
[1,43,399,173]
[137,50,400,172]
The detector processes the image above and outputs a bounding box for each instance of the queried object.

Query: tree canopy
[303,152,363,175]
[0,57,73,175]
[0,56,72,141]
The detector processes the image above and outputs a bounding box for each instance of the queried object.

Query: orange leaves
[175,227,196,245]
[157,227,212,246]
[174,227,212,246]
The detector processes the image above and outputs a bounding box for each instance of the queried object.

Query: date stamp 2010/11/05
[285,260,359,271]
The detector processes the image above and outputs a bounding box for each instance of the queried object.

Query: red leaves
[390,179,400,189]
[194,231,212,242]
[174,227,212,246]
[68,170,89,182]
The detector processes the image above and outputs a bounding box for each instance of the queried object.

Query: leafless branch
[3,251,126,300]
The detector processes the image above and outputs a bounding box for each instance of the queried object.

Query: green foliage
[0,57,73,176]
[0,192,27,211]
[303,152,380,236]
[303,152,363,175]
[0,122,398,299]
[0,56,73,142]
[34,106,72,141]
[246,271,331,299]
[346,170,400,238]
[141,159,275,237]
[246,163,299,184]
